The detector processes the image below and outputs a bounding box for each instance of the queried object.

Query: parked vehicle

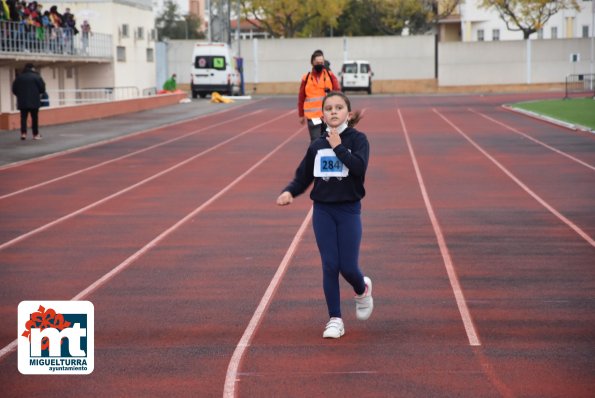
[190,42,240,98]
[339,60,373,95]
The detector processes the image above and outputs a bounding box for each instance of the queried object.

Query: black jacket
[283,126,369,203]
[12,68,46,110]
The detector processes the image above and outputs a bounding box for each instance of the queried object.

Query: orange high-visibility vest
[302,69,333,119]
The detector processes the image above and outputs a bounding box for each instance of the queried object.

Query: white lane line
[0,110,293,251]
[469,108,595,172]
[0,98,266,172]
[0,110,265,200]
[435,108,595,248]
[0,125,305,362]
[397,108,481,347]
[223,206,313,398]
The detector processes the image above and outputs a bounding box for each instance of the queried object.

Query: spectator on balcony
[81,19,91,54]
[62,7,77,53]
[12,63,46,140]
[48,5,62,52]
[41,10,51,51]
[25,1,42,51]
[1,0,9,20]
[1,0,19,51]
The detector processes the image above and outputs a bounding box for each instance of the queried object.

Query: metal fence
[564,73,595,99]
[0,20,112,58]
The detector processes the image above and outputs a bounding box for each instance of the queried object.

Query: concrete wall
[239,35,436,84]
[0,92,186,130]
[167,35,593,93]
[439,38,594,86]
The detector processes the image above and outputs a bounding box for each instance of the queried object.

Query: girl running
[277,91,373,339]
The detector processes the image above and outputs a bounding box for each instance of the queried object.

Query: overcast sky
[153,0,189,16]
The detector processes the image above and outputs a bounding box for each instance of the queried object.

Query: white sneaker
[322,317,345,339]
[355,276,373,320]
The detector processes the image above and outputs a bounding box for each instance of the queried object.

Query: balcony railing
[0,20,112,58]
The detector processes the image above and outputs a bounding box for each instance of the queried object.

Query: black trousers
[307,119,323,142]
[20,108,40,135]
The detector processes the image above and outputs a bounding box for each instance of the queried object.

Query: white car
[340,60,373,95]
[191,42,240,98]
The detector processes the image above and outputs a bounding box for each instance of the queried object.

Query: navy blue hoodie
[283,126,369,203]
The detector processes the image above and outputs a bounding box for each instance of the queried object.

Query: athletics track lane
[230,96,594,397]
[0,94,593,397]
[236,99,498,397]
[0,100,311,396]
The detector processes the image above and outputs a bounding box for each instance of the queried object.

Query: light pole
[207,0,212,43]
[591,0,594,88]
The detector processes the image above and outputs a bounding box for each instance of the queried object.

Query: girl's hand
[276,191,293,206]
[326,128,341,148]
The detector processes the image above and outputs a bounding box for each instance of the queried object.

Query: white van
[190,42,240,98]
[339,60,373,95]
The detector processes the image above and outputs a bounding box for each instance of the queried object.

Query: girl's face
[322,96,351,128]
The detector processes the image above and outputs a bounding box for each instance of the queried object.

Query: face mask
[326,120,349,135]
[313,64,324,73]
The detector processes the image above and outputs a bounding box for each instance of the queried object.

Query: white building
[440,0,594,42]
[51,0,157,90]
[0,0,157,113]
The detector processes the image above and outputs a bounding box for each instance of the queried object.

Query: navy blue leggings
[313,201,366,318]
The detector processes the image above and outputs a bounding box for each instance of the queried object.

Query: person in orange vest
[298,49,340,142]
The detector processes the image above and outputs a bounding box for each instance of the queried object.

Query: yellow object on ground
[210,92,234,103]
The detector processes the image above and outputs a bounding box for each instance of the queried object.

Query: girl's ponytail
[348,110,362,127]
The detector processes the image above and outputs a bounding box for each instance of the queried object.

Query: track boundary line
[435,108,595,248]
[469,108,595,172]
[0,125,305,362]
[0,110,293,251]
[0,98,265,172]
[397,108,481,347]
[223,206,313,398]
[0,110,265,200]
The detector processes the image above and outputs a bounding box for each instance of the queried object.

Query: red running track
[0,94,593,397]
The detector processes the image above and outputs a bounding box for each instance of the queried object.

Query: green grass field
[510,98,595,130]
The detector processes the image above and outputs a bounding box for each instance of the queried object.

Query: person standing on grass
[277,91,373,339]
[298,49,341,142]
[12,63,46,140]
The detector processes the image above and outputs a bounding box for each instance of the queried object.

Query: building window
[583,25,589,38]
[146,48,154,62]
[537,28,544,39]
[136,27,144,40]
[492,29,500,41]
[121,24,129,38]
[117,46,126,62]
[551,26,558,39]
[477,29,484,41]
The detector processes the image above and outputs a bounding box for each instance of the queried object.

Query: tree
[480,0,580,39]
[156,0,205,40]
[334,0,461,37]
[240,0,347,38]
